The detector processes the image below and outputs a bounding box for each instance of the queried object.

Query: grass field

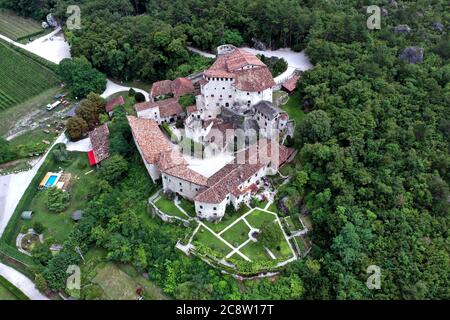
[0,9,44,41]
[0,282,17,300]
[81,249,168,300]
[154,195,189,219]
[0,275,28,300]
[281,90,305,124]
[178,198,196,217]
[0,42,59,111]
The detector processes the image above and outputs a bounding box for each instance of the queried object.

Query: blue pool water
[45,175,58,187]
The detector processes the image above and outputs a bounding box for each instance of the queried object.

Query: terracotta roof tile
[88,124,110,164]
[128,116,208,186]
[282,74,301,92]
[134,98,184,118]
[204,48,275,92]
[150,80,172,97]
[105,96,125,113]
[171,78,195,97]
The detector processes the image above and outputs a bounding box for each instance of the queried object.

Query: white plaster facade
[161,173,205,201]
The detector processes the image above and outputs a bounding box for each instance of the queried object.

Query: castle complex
[128,45,296,221]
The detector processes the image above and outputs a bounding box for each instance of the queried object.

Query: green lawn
[154,196,188,219]
[280,90,305,124]
[19,151,94,244]
[220,220,251,247]
[0,41,59,112]
[0,9,44,41]
[0,276,28,300]
[240,240,271,261]
[0,282,18,300]
[8,128,59,158]
[245,209,277,230]
[178,198,196,217]
[194,226,231,256]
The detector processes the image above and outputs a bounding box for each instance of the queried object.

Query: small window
[179,182,182,186]
[229,95,232,98]
[213,207,217,211]
[200,205,203,209]
[247,92,250,95]
[180,189,183,193]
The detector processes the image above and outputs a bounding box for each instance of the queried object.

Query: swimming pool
[45,175,59,188]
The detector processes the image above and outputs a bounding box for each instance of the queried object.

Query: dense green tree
[66,116,88,141]
[59,57,107,98]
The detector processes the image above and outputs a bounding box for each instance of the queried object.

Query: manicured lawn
[267,203,278,214]
[178,198,196,217]
[194,226,231,256]
[154,196,188,219]
[0,9,44,41]
[281,90,305,124]
[19,151,94,244]
[240,240,271,261]
[245,209,277,230]
[204,212,243,233]
[220,220,251,247]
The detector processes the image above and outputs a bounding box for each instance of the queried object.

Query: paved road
[0,263,48,300]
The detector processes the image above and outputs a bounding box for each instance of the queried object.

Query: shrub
[135,92,146,103]
[46,188,71,213]
[32,222,45,234]
[98,154,128,184]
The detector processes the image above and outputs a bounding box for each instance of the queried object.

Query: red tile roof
[150,80,172,98]
[234,67,276,92]
[127,116,208,186]
[204,48,275,92]
[127,116,174,164]
[105,96,125,113]
[88,124,110,164]
[171,78,195,97]
[194,139,294,204]
[150,78,195,99]
[134,98,184,118]
[282,74,301,93]
[187,105,197,114]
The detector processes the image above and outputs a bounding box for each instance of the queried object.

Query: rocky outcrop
[394,25,411,34]
[432,22,444,32]
[400,46,424,64]
[251,37,267,51]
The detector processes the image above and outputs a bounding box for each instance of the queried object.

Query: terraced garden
[0,42,59,111]
[0,9,45,41]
